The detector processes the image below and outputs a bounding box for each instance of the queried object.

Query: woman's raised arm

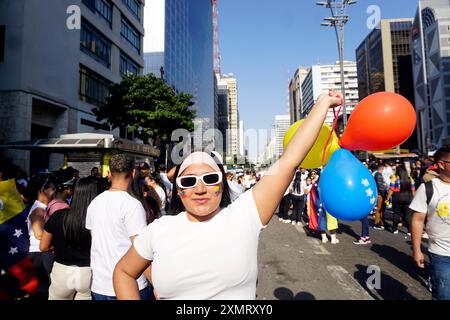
[253,92,341,225]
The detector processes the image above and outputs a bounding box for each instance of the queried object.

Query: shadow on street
[370,243,431,292]
[354,264,418,300]
[274,287,316,300]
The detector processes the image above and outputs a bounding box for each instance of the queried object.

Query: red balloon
[339,92,416,151]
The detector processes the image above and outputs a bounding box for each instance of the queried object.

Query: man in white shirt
[86,154,151,300]
[226,172,244,202]
[159,165,173,199]
[382,162,394,187]
[411,146,450,300]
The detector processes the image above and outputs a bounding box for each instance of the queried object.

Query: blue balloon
[318,149,377,221]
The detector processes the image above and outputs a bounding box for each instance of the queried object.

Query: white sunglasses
[176,172,223,189]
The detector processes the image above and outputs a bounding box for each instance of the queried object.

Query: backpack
[425,180,433,206]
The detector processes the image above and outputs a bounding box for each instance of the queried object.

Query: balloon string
[321,105,342,164]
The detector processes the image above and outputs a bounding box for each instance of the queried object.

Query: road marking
[295,225,331,255]
[326,265,373,300]
[305,237,331,255]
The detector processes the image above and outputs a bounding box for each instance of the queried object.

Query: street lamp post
[316,0,357,129]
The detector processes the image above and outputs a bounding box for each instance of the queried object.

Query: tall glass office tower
[144,0,214,134]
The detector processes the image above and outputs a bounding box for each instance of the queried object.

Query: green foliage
[93,73,196,144]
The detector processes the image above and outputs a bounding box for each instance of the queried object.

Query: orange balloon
[339,92,416,151]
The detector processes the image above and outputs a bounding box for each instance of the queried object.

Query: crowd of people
[0,90,449,300]
[0,157,175,300]
[270,151,450,300]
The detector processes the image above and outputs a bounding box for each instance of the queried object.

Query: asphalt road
[256,211,432,300]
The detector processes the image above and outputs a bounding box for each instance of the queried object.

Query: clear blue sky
[218,0,419,159]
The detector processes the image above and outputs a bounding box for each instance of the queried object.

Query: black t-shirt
[44,210,91,267]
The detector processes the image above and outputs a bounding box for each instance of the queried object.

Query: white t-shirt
[290,180,306,196]
[410,178,450,256]
[133,189,264,300]
[300,172,309,182]
[304,184,313,202]
[160,173,173,195]
[155,185,167,215]
[86,191,148,296]
[243,175,251,189]
[228,180,244,202]
[382,166,393,187]
[27,200,47,253]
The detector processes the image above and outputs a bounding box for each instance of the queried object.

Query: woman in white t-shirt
[27,174,56,300]
[113,91,342,300]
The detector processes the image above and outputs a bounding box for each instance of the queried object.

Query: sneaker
[278,217,283,222]
[297,222,301,226]
[321,235,328,243]
[407,232,411,236]
[422,232,429,239]
[392,230,399,234]
[373,225,383,231]
[331,237,340,244]
[292,221,296,225]
[284,219,291,224]
[353,238,370,245]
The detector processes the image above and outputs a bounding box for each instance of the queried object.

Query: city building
[411,0,450,153]
[220,74,239,159]
[257,136,276,168]
[356,18,417,151]
[301,61,359,126]
[289,67,310,124]
[143,0,215,136]
[239,120,244,157]
[216,74,229,156]
[0,0,145,173]
[274,114,290,159]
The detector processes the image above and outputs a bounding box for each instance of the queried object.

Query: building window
[81,20,111,67]
[79,65,112,107]
[83,0,112,28]
[122,0,141,22]
[121,17,140,53]
[120,52,140,76]
[0,26,5,62]
[80,118,110,131]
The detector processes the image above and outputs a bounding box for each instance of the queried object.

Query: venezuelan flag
[308,184,338,231]
[0,179,38,299]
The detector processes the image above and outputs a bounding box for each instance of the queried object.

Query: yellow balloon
[283,120,340,169]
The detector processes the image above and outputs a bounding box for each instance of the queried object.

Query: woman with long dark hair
[289,171,305,226]
[145,172,168,216]
[386,164,416,235]
[129,174,159,224]
[26,174,56,300]
[39,177,99,300]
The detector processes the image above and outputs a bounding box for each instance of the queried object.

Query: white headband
[177,152,222,177]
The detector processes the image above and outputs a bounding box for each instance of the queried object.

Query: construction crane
[213,0,221,75]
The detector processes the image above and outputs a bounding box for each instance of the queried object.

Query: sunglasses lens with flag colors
[177,172,222,189]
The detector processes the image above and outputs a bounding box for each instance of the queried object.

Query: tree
[93,73,196,149]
